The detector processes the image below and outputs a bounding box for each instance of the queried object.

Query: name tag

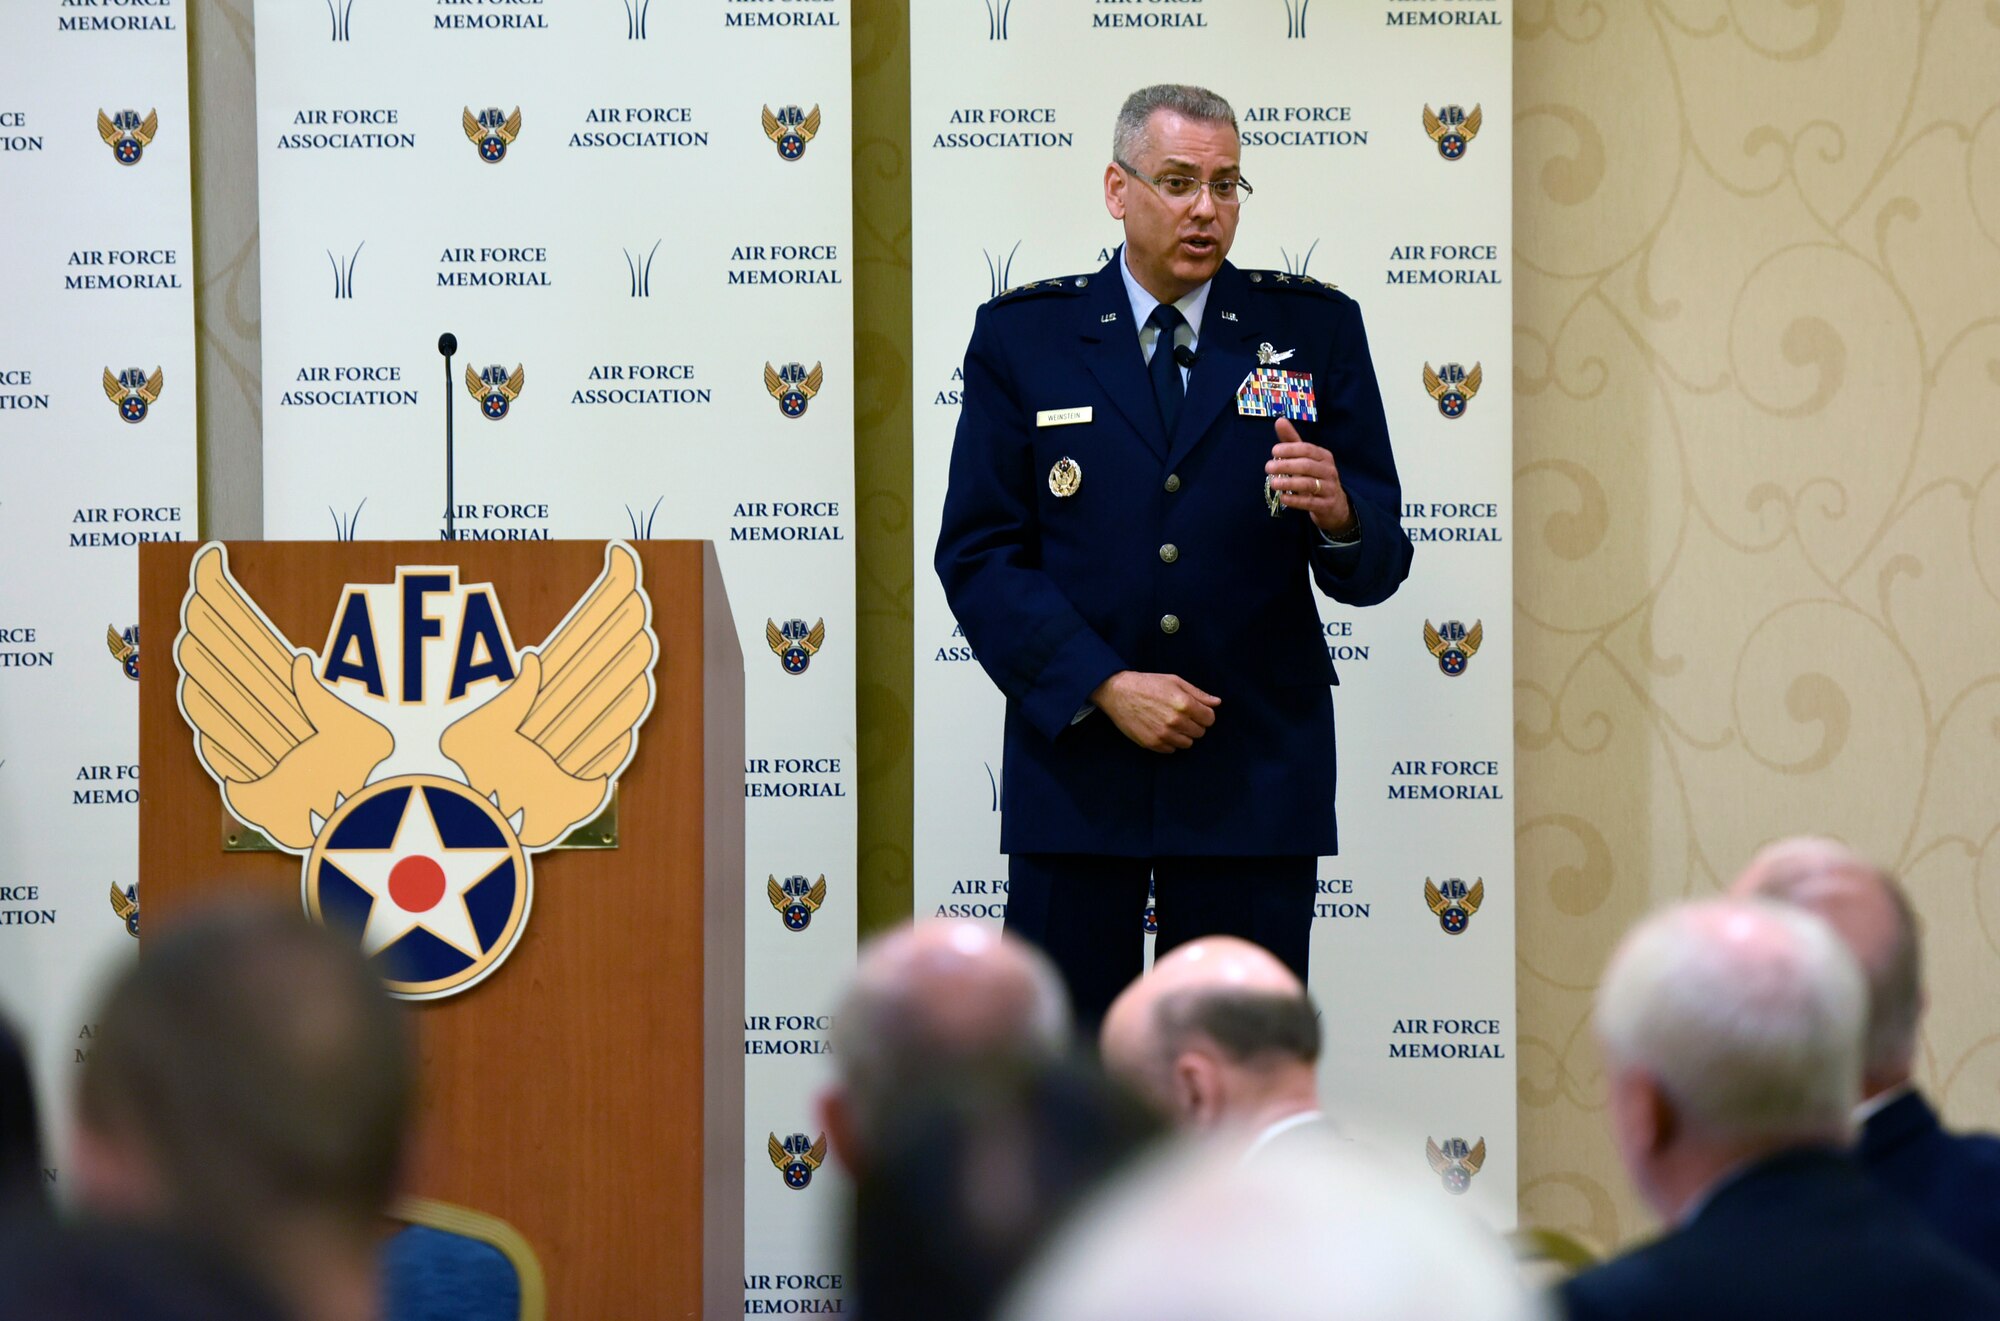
[1036,406,1092,428]
[1236,368,1317,422]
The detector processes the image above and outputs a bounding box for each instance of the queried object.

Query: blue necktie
[1147,302,1186,439]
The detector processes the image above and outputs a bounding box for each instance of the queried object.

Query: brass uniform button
[1164,474,1182,493]
[1159,544,1179,564]
[1160,614,1181,635]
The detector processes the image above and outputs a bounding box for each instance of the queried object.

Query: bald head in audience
[1099,937,1322,1141]
[1732,836,1922,1100]
[820,920,1070,1172]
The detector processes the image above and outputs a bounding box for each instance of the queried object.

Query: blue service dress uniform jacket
[935,255,1413,858]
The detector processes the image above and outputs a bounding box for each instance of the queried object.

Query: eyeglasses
[1117,161,1254,206]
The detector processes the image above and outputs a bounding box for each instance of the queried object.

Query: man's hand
[1089,671,1220,753]
[1265,418,1357,538]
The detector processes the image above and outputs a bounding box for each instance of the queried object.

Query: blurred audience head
[71,903,413,1321]
[1099,936,1320,1135]
[821,920,1069,1172]
[853,1056,1162,1321]
[1594,897,1865,1222]
[999,1138,1543,1321]
[1732,836,1922,1097]
[0,1014,47,1226]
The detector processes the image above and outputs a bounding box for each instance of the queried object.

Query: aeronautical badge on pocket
[1236,367,1317,422]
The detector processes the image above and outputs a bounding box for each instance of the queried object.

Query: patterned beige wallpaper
[1515,0,2000,1250]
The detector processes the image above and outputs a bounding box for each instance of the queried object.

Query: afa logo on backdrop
[173,541,658,1000]
[463,106,522,163]
[764,361,824,418]
[108,882,140,939]
[766,617,825,674]
[1423,619,1482,676]
[103,367,164,424]
[1424,877,1484,934]
[1423,104,1481,160]
[105,625,139,681]
[769,1132,828,1190]
[465,362,525,420]
[1427,1136,1486,1195]
[97,108,157,165]
[767,874,827,931]
[762,104,821,160]
[1423,361,1481,418]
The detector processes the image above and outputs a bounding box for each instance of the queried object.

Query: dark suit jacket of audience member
[1560,1148,2000,1321]
[0,1017,45,1225]
[1858,1089,2000,1281]
[0,1220,287,1321]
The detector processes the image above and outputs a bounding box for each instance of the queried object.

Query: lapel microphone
[1172,343,1199,369]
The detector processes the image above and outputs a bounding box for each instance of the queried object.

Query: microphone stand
[438,333,457,540]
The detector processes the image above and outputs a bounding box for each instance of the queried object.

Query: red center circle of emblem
[389,855,447,913]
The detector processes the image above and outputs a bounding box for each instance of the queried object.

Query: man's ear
[1172,1051,1225,1128]
[816,1086,861,1176]
[68,1118,163,1219]
[1642,1074,1678,1155]
[1105,162,1128,220]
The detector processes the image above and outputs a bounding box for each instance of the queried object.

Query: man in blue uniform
[935,84,1412,1028]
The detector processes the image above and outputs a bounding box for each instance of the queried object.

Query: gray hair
[1154,987,1321,1071]
[1596,899,1865,1141]
[1000,1141,1546,1321]
[1740,841,1922,1081]
[830,922,1071,1133]
[1112,84,1238,167]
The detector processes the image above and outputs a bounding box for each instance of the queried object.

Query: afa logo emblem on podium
[98,108,157,165]
[173,541,658,1000]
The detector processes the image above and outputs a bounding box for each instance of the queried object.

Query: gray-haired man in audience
[1562,897,2000,1321]
[1735,835,2000,1280]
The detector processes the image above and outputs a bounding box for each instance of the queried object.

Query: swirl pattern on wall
[1518,0,2000,1250]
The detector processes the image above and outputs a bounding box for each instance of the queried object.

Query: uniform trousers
[1004,853,1316,1035]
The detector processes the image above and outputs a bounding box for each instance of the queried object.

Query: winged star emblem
[1422,361,1481,419]
[768,874,827,932]
[106,625,140,681]
[764,361,824,419]
[103,367,165,424]
[465,363,526,421]
[463,105,523,162]
[769,1131,829,1190]
[173,540,658,999]
[761,103,821,161]
[766,617,825,675]
[98,108,158,164]
[1422,103,1482,161]
[1427,1136,1487,1194]
[1423,619,1482,677]
[1424,877,1485,935]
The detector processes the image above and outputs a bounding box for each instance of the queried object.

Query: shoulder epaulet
[1242,270,1343,297]
[990,275,1094,305]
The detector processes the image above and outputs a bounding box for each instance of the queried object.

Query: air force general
[935,84,1413,1027]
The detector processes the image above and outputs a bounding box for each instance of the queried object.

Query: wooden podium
[137,541,744,1319]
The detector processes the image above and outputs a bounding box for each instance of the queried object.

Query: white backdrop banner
[0,0,198,1197]
[912,0,1516,1222]
[252,0,854,1308]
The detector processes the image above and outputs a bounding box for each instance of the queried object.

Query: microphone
[1172,342,1199,370]
[438,332,457,540]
